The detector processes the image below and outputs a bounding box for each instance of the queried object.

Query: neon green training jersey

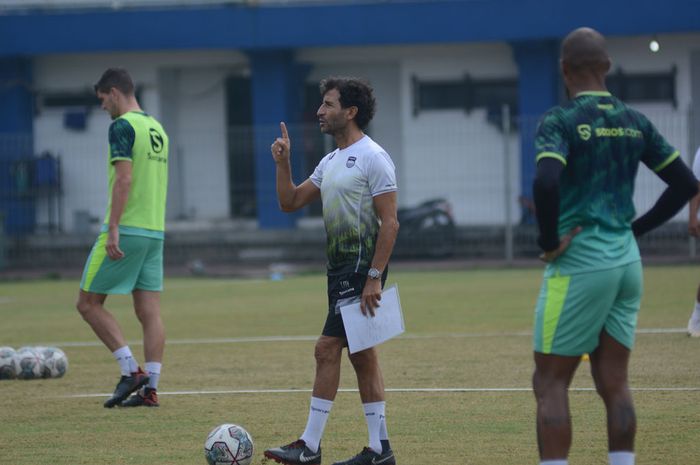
[103,111,169,238]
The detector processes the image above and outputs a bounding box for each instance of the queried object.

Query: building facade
[1,0,699,235]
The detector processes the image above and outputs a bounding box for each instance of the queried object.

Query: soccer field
[0,266,699,465]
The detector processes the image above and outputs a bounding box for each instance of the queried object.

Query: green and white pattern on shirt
[311,135,397,275]
[535,92,679,275]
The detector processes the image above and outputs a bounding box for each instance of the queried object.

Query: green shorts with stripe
[80,233,164,294]
[533,261,642,356]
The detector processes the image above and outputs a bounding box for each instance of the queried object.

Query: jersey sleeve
[641,117,679,172]
[309,152,332,188]
[534,111,568,166]
[366,151,397,197]
[108,118,135,163]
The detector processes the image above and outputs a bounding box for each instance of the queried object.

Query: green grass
[0,266,699,464]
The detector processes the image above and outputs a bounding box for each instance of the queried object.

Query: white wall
[301,43,521,225]
[32,50,246,232]
[33,107,109,232]
[608,33,700,221]
[399,43,520,225]
[160,66,233,221]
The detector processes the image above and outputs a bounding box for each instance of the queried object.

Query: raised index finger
[280,122,289,140]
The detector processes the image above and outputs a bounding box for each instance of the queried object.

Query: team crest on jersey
[346,156,357,168]
[577,124,592,141]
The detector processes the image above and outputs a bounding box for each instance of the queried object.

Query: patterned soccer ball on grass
[0,346,18,379]
[204,423,254,465]
[39,347,68,378]
[15,347,43,380]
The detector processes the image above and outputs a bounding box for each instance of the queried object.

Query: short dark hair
[94,68,135,95]
[319,77,376,130]
[561,27,610,73]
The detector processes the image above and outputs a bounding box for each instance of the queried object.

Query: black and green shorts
[322,270,388,338]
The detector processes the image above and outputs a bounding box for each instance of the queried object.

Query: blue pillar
[0,57,35,235]
[248,50,307,229]
[511,40,560,219]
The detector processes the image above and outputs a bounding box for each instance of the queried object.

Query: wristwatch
[367,268,382,280]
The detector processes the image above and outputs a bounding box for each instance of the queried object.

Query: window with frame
[412,74,518,128]
[606,67,676,107]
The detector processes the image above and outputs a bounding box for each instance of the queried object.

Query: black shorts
[322,269,388,338]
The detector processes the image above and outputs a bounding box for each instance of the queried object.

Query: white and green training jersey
[310,135,397,275]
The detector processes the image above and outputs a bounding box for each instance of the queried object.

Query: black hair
[319,77,376,130]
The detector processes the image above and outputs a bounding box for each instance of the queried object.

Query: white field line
[42,328,689,347]
[63,386,700,399]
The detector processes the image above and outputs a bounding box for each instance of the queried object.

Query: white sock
[363,401,385,454]
[113,346,137,376]
[299,397,333,453]
[379,410,389,441]
[692,301,700,320]
[144,362,161,390]
[609,451,635,465]
[540,461,568,465]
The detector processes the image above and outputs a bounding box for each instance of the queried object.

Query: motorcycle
[394,198,457,258]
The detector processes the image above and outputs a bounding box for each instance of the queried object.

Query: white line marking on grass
[63,386,700,399]
[164,279,271,289]
[636,328,688,334]
[402,332,533,338]
[50,335,319,347]
[43,328,689,348]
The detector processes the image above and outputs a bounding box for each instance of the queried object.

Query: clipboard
[339,284,405,354]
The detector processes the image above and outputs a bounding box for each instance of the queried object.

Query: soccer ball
[0,346,18,379]
[15,347,43,380]
[39,346,68,378]
[204,423,254,465]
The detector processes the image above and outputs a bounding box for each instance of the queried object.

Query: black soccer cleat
[263,439,321,465]
[103,368,149,408]
[331,447,396,465]
[119,387,159,407]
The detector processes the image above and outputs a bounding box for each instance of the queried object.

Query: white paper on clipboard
[339,284,405,354]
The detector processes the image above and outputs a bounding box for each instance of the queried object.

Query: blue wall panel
[0,57,35,234]
[1,1,699,55]
[512,40,561,214]
[249,50,307,229]
[0,57,33,136]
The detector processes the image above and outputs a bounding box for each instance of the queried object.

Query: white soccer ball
[15,347,43,380]
[39,346,68,378]
[204,423,254,465]
[0,346,18,379]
